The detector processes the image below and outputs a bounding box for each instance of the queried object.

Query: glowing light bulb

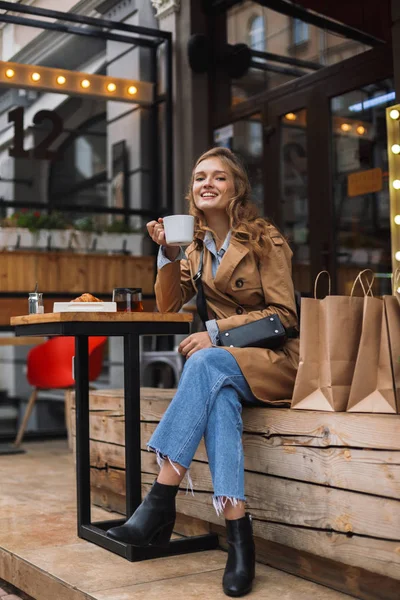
[395,215,400,225]
[393,180,400,190]
[341,123,351,132]
[356,125,366,135]
[31,72,41,82]
[81,79,90,89]
[5,68,15,78]
[396,251,400,262]
[107,82,116,92]
[128,85,137,95]
[392,144,400,154]
[285,112,297,121]
[390,109,400,120]
[57,75,66,85]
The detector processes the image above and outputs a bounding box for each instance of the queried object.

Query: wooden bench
[67,387,400,600]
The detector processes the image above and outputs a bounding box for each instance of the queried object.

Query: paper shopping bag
[292,293,364,411]
[384,295,400,412]
[347,296,397,413]
[395,269,400,307]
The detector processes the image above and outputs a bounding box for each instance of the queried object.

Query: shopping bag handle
[350,269,375,297]
[393,268,400,294]
[314,270,331,299]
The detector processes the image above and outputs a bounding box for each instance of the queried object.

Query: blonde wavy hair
[186,147,270,257]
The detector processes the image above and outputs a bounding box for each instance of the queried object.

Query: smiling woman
[192,160,235,242]
[108,146,299,598]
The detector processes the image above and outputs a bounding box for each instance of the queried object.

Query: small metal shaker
[28,292,44,314]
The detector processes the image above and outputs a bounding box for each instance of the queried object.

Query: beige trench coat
[155,224,299,404]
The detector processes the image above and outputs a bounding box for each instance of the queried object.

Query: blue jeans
[147,348,261,515]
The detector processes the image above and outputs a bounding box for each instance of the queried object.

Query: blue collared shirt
[157,230,231,344]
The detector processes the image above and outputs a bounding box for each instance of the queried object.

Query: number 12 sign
[8,107,63,160]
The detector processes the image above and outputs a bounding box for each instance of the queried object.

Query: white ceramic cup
[163,214,195,246]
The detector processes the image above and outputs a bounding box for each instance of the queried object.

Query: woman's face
[192,157,235,215]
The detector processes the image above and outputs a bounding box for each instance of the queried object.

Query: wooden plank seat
[67,387,400,600]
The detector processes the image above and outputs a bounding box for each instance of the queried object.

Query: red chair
[14,336,107,447]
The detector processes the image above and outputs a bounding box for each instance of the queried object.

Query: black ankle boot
[222,513,255,597]
[106,480,179,547]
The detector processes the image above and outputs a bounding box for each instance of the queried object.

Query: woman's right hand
[147,218,168,246]
[146,218,180,260]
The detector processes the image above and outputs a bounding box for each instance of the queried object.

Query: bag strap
[314,270,331,299]
[393,268,400,294]
[193,248,209,326]
[350,269,375,297]
[286,326,299,338]
[193,246,299,339]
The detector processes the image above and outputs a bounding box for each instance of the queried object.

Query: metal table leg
[123,333,142,515]
[75,332,219,560]
[74,334,132,558]
[75,335,91,531]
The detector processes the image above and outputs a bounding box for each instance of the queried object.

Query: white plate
[53,302,117,312]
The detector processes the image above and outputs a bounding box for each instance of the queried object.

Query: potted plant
[73,216,102,252]
[0,210,44,248]
[98,220,143,255]
[41,212,70,250]
[0,210,71,250]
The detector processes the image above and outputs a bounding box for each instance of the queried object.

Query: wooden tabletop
[0,336,46,346]
[11,312,193,326]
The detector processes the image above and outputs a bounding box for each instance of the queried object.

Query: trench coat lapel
[212,238,249,295]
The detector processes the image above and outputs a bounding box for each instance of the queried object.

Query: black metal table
[11,312,219,561]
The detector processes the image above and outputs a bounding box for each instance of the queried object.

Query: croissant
[72,293,101,303]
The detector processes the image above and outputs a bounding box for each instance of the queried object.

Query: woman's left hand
[178,332,213,358]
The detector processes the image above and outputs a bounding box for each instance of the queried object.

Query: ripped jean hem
[147,445,194,496]
[147,445,246,517]
[212,495,246,517]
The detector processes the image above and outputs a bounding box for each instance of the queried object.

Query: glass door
[280,109,310,295]
[263,93,316,297]
[214,114,265,215]
[261,45,394,296]
[331,80,394,295]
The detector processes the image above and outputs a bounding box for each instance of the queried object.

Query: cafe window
[248,15,265,51]
[331,79,395,295]
[49,113,107,213]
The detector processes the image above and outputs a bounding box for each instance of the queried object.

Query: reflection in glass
[292,19,309,46]
[331,79,394,295]
[248,15,265,51]
[49,109,107,212]
[214,116,264,215]
[228,1,370,105]
[280,109,310,294]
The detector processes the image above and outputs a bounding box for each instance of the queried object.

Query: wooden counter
[0,251,155,294]
[0,251,157,326]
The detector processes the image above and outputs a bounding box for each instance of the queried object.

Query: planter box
[47,230,71,250]
[96,232,143,255]
[0,227,34,249]
[69,231,142,254]
[0,228,143,254]
[0,228,72,250]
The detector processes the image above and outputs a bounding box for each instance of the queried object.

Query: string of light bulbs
[1,61,151,105]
